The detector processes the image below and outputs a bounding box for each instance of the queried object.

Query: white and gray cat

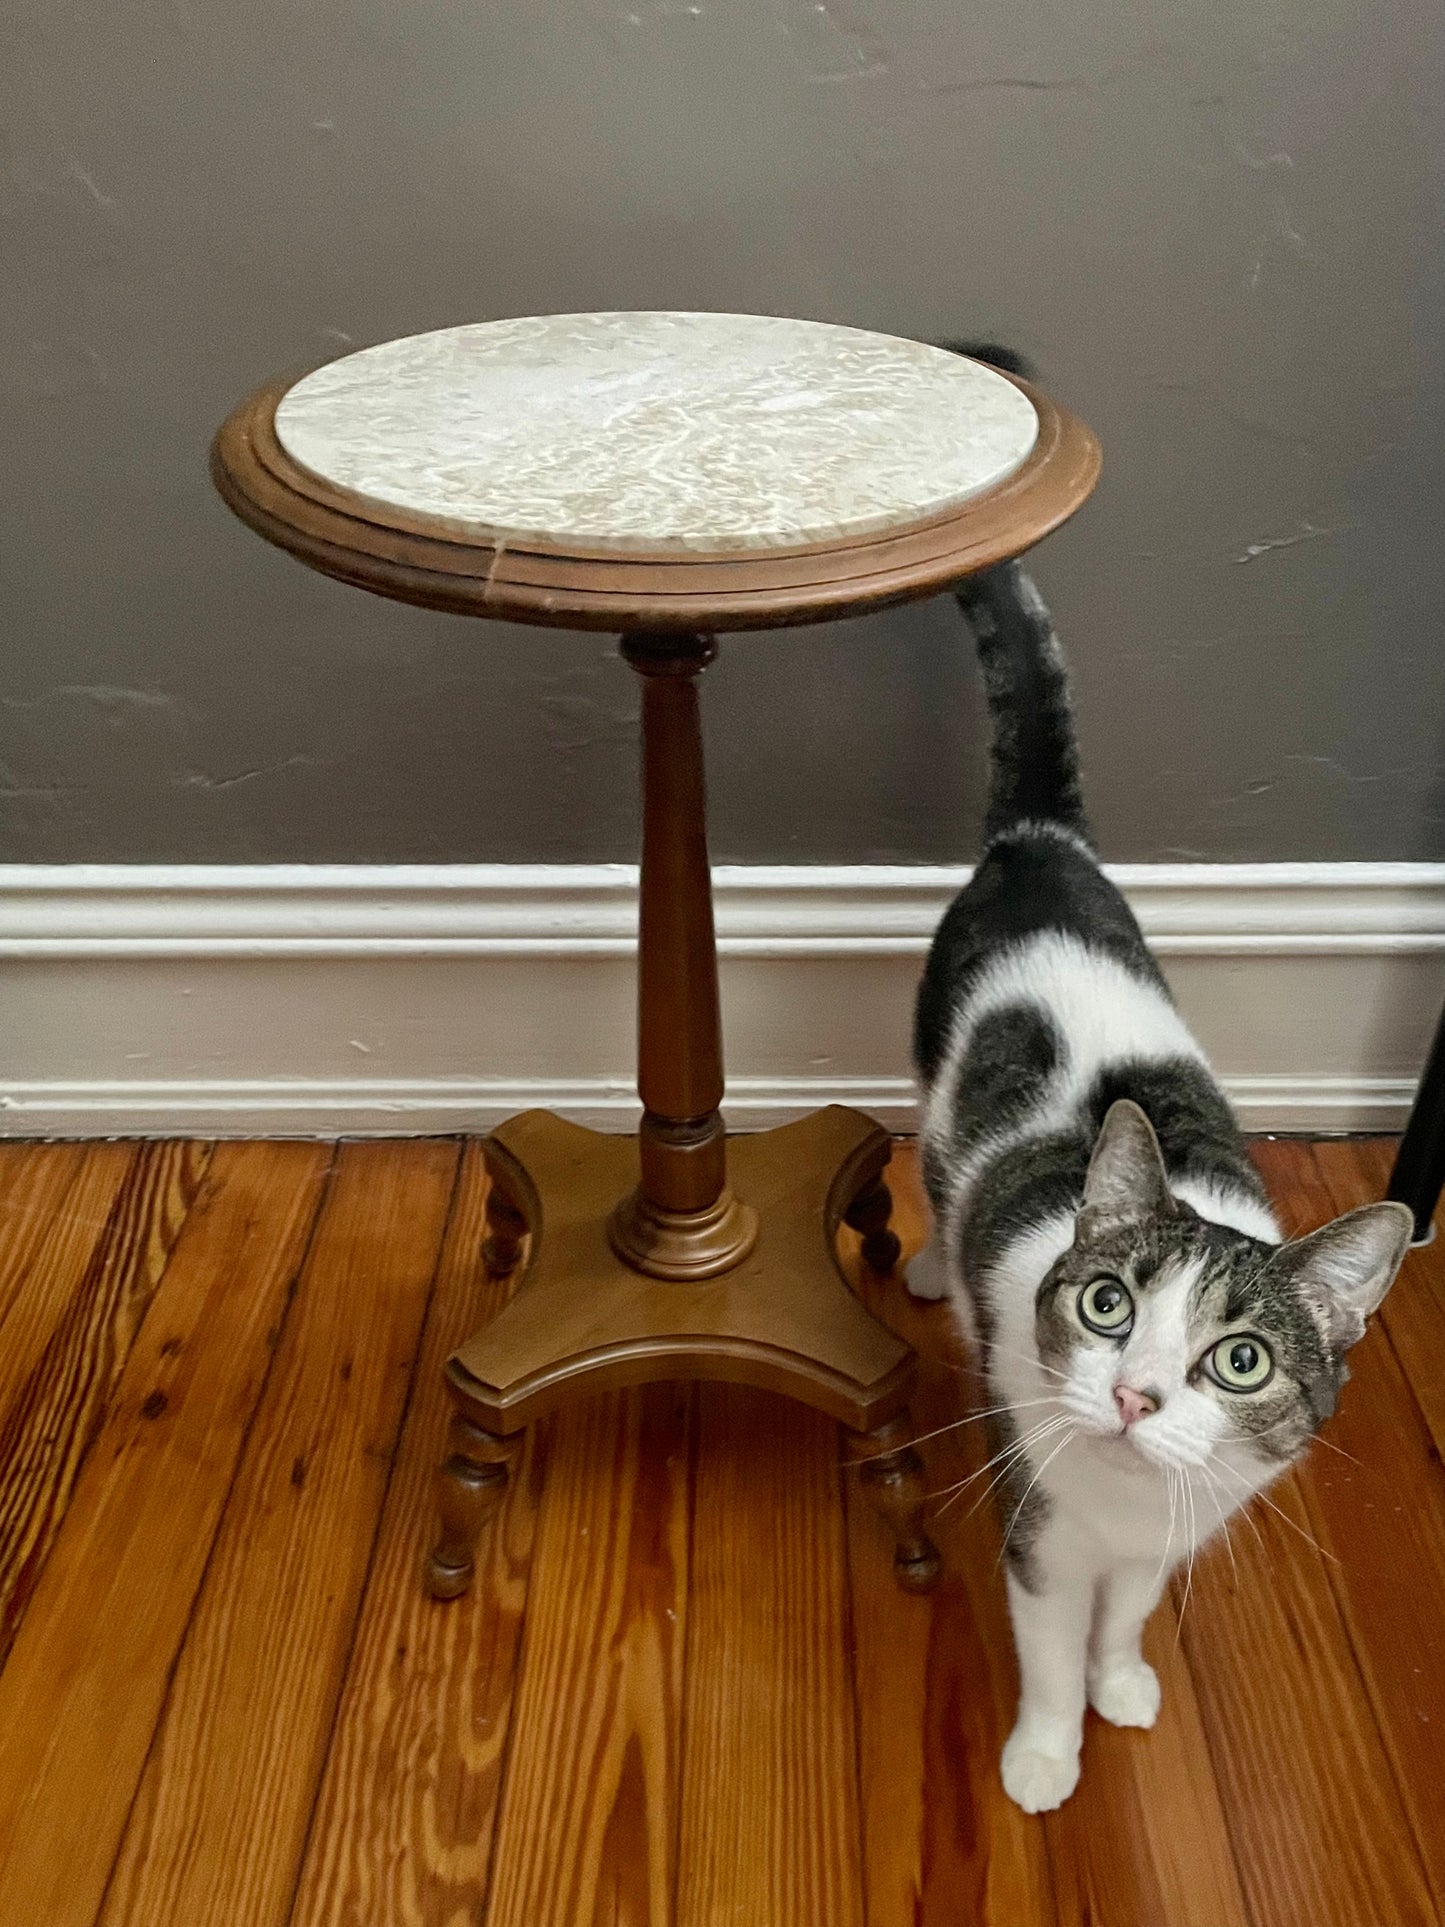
[909,552,1412,1813]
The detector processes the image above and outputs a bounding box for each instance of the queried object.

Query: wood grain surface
[290,1143,545,1927]
[0,1141,209,1657]
[0,1136,1441,1927]
[97,1140,458,1927]
[676,1383,865,1927]
[1275,1141,1445,1902]
[485,1384,693,1927]
[0,1143,330,1927]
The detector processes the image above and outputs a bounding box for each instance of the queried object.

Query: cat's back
[918,835,1269,1231]
[916,832,1167,1083]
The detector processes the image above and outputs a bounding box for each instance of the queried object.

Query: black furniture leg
[1388,999,1445,1244]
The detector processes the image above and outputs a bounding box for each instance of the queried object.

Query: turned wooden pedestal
[210,312,1100,1601]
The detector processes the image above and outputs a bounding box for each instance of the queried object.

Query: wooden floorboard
[485,1382,692,1927]
[0,1143,141,1639]
[0,1142,332,1927]
[1281,1142,1445,1902]
[0,1141,210,1660]
[0,1143,91,1332]
[1180,1460,1437,1927]
[846,1208,1058,1927]
[1160,1142,1441,1927]
[96,1140,458,1927]
[289,1143,547,1927]
[676,1384,864,1927]
[0,1134,1440,1927]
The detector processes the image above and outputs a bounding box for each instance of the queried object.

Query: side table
[211,311,1100,1595]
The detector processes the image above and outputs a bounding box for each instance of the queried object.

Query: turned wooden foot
[426,1413,521,1600]
[481,1174,528,1278]
[848,1411,942,1592]
[844,1174,902,1274]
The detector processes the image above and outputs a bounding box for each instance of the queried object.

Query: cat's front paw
[1088,1658,1160,1729]
[1000,1726,1081,1813]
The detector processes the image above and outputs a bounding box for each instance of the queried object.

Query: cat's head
[1035,1100,1411,1476]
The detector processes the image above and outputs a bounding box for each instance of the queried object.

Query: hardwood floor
[0,1135,1441,1926]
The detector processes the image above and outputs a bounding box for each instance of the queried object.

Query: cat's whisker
[959,1457,1029,1525]
[927,1411,1072,1505]
[1192,1459,1240,1588]
[1308,1433,1364,1468]
[1251,1488,1340,1563]
[1209,1455,1339,1564]
[983,1344,1069,1383]
[925,1423,1048,1506]
[928,1413,1073,1515]
[852,1394,1063,1463]
[995,1429,1075,1570]
[1230,1416,1364,1473]
[1173,1473,1198,1649]
[1210,1463,1267,1553]
[1149,1465,1177,1598]
[957,1417,1077,1523]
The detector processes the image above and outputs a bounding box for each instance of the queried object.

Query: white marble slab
[274,312,1038,556]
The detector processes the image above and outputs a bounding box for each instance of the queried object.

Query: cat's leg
[1001,1546,1093,1812]
[1087,1559,1166,1728]
[904,1235,950,1301]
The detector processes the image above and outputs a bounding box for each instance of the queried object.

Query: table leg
[425,1412,522,1600]
[844,1174,903,1273]
[847,1412,942,1593]
[430,632,939,1596]
[607,633,757,1280]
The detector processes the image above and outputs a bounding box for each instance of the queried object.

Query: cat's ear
[1078,1099,1173,1234]
[1273,1202,1413,1350]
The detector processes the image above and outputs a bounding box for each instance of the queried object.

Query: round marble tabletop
[273,312,1039,558]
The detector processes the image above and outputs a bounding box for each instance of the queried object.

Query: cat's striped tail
[936,341,1095,852]
[953,559,1096,852]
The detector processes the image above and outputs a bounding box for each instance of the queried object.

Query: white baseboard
[0,862,1440,1137]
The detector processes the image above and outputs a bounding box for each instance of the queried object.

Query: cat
[908,546,1412,1813]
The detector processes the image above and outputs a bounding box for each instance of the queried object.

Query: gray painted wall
[4,0,1443,865]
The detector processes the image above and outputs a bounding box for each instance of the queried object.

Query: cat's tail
[954,559,1095,852]
[937,341,1095,853]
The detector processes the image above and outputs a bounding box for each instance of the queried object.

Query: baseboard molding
[0,863,1440,1137]
[0,1074,1422,1139]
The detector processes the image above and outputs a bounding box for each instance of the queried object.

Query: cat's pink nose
[1113,1383,1161,1427]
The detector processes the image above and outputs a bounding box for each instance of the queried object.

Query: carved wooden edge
[211,371,1101,634]
[444,1337,915,1438]
[445,1114,918,1434]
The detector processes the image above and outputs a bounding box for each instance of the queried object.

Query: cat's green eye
[1208,1334,1273,1392]
[1078,1276,1134,1336]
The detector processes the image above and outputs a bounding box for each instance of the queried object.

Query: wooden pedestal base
[425,1105,940,1598]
